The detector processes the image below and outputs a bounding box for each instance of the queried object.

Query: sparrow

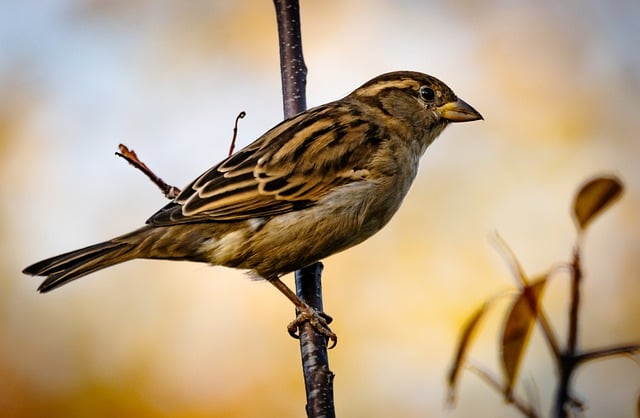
[23,71,482,345]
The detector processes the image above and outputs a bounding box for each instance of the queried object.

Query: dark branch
[274,0,307,117]
[554,245,584,418]
[273,1,335,417]
[295,264,335,417]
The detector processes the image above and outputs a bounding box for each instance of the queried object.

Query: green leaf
[573,175,623,230]
[501,277,548,396]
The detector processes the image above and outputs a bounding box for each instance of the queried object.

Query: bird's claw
[287,308,337,349]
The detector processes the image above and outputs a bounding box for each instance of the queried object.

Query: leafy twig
[493,233,562,360]
[450,175,633,418]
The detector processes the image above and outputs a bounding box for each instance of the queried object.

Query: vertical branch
[272,1,335,417]
[273,0,307,116]
[553,245,583,418]
[295,264,335,418]
[567,245,582,357]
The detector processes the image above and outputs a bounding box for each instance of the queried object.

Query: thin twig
[228,111,246,156]
[115,144,181,199]
[117,110,246,198]
[468,365,540,418]
[576,344,640,364]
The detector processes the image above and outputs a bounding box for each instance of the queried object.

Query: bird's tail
[23,238,139,293]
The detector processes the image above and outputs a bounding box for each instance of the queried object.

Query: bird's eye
[419,86,435,101]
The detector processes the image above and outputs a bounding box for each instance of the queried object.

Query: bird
[23,71,482,346]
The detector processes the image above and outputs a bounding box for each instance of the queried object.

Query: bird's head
[350,71,482,144]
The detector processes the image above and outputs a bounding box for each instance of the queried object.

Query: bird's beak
[437,98,483,122]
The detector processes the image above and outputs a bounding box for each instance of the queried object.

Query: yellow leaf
[573,175,623,230]
[501,277,547,396]
[447,300,494,406]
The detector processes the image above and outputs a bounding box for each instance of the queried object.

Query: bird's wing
[146,102,383,225]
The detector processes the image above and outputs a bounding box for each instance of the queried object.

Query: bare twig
[117,110,246,198]
[116,144,181,199]
[576,344,640,364]
[228,111,246,157]
[468,365,540,418]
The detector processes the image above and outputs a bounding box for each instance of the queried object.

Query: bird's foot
[287,307,337,349]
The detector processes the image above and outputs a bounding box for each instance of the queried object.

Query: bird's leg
[269,277,337,348]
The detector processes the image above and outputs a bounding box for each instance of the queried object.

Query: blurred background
[2,0,639,417]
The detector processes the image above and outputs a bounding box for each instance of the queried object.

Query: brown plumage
[23,71,482,343]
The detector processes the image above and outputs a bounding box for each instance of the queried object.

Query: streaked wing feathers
[147,102,382,226]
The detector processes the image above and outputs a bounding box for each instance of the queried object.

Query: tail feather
[23,240,136,293]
